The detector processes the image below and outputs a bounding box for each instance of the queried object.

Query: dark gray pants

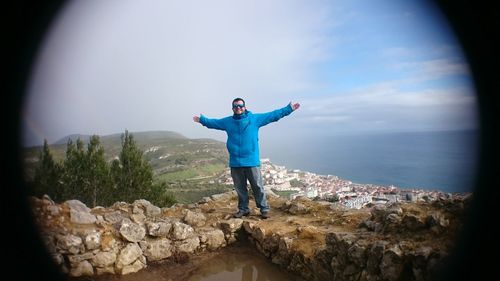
[230,167,269,213]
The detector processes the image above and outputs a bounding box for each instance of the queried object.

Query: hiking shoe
[260,212,270,219]
[233,211,250,218]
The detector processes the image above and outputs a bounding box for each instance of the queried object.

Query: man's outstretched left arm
[256,102,300,127]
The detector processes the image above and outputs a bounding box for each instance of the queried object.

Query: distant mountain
[53,130,187,145]
[53,134,92,145]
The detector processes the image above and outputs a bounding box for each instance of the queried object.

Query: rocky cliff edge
[30,191,470,281]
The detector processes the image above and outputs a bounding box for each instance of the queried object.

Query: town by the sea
[260,129,478,193]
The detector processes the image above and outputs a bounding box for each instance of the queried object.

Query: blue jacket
[200,104,294,167]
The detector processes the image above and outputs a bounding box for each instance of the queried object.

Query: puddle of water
[185,245,300,281]
[69,242,300,281]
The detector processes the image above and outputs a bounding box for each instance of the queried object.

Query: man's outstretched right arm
[194,114,226,130]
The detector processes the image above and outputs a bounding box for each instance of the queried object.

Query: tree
[61,138,86,202]
[33,139,63,201]
[148,181,177,207]
[290,178,305,188]
[326,194,340,203]
[85,135,112,207]
[111,130,154,203]
[60,136,114,207]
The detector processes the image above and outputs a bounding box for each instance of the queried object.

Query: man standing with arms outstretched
[193,98,300,219]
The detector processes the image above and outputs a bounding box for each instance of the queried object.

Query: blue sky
[22,0,478,146]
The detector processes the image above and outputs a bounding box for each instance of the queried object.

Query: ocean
[260,129,479,193]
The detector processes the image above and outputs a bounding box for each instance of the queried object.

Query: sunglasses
[232,104,245,109]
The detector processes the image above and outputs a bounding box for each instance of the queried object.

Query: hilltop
[53,130,188,145]
[25,130,224,164]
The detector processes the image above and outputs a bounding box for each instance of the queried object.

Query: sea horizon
[260,129,479,193]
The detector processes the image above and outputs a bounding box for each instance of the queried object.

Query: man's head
[232,98,246,115]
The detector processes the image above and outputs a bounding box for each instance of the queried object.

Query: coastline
[260,129,478,193]
[216,158,472,209]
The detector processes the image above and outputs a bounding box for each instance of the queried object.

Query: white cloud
[309,115,351,123]
[394,59,471,81]
[297,82,478,132]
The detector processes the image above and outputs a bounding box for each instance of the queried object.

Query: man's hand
[193,115,200,123]
[291,102,300,111]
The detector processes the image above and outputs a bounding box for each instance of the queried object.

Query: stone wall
[31,195,239,277]
[30,191,468,280]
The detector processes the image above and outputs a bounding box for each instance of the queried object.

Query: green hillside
[23,131,232,203]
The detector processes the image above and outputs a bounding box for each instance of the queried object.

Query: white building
[344,195,372,209]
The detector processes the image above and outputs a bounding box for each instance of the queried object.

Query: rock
[67,252,94,267]
[70,208,97,224]
[183,210,206,227]
[146,221,172,237]
[103,211,124,223]
[348,241,367,267]
[380,244,404,281]
[100,232,117,251]
[141,238,173,261]
[119,259,146,275]
[47,205,60,216]
[171,222,195,240]
[370,204,387,221]
[42,194,55,205]
[119,219,146,242]
[219,218,243,234]
[288,202,308,214]
[132,205,144,214]
[84,231,101,250]
[115,243,143,270]
[56,233,83,254]
[366,241,387,274]
[426,212,449,228]
[96,266,115,275]
[69,260,94,277]
[132,199,161,217]
[272,236,293,265]
[204,229,226,250]
[175,237,200,253]
[112,201,130,212]
[130,213,147,224]
[253,226,267,242]
[91,251,117,267]
[402,214,426,230]
[64,200,91,213]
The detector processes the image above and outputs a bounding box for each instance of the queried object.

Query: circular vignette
[5,1,498,281]
[7,2,68,281]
